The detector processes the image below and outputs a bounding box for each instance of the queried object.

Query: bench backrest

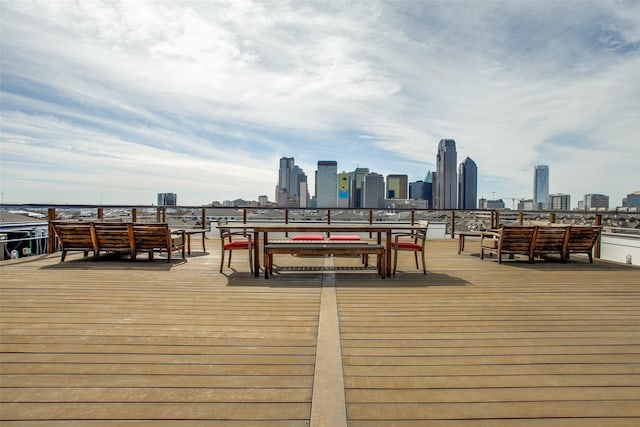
[498,226,537,252]
[91,222,133,251]
[567,226,602,252]
[534,226,569,253]
[131,223,172,250]
[52,222,94,251]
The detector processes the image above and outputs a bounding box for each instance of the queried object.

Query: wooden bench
[131,223,185,262]
[566,225,602,263]
[51,222,95,261]
[533,225,570,262]
[481,226,538,264]
[264,240,386,279]
[91,222,133,258]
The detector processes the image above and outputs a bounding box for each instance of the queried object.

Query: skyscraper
[386,174,408,199]
[458,157,478,209]
[424,171,433,209]
[584,194,609,209]
[533,165,549,210]
[315,161,338,208]
[277,157,307,207]
[157,193,177,206]
[435,139,457,209]
[338,172,350,208]
[549,193,570,210]
[349,167,369,208]
[363,172,385,208]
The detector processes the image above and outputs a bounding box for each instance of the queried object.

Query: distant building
[486,199,505,209]
[435,139,457,209]
[479,198,487,210]
[157,193,177,206]
[458,157,477,209]
[584,194,609,209]
[338,172,350,208]
[549,193,571,210]
[349,167,369,208]
[315,161,338,208]
[622,191,640,208]
[533,165,549,210]
[517,199,537,211]
[386,174,408,199]
[424,171,433,208]
[409,180,424,200]
[276,157,308,207]
[363,172,385,208]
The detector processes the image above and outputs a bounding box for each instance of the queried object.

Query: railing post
[550,212,556,223]
[202,208,207,229]
[410,210,415,225]
[368,209,373,238]
[285,209,289,237]
[132,208,137,223]
[594,214,602,259]
[243,208,247,224]
[327,209,331,225]
[156,207,162,222]
[451,210,456,239]
[47,208,56,254]
[97,208,104,219]
[518,212,524,225]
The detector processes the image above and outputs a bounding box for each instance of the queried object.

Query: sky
[1,0,639,208]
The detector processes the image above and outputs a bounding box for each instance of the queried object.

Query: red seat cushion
[224,240,251,249]
[392,242,422,250]
[329,235,361,241]
[292,235,324,240]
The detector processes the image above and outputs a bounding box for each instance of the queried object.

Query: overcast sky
[1,0,639,207]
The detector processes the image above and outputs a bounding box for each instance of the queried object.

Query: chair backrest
[52,222,94,251]
[567,226,602,252]
[415,221,429,247]
[131,223,171,250]
[498,226,537,252]
[91,222,132,251]
[217,218,234,241]
[534,226,569,253]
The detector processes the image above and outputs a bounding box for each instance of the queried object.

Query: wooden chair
[481,226,537,264]
[51,221,95,262]
[565,226,602,263]
[91,222,133,259]
[131,223,185,263]
[533,225,570,263]
[391,220,429,275]
[217,219,253,273]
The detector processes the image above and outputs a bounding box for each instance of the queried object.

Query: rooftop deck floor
[1,237,639,426]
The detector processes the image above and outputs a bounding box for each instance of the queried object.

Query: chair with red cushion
[217,219,253,273]
[391,220,429,275]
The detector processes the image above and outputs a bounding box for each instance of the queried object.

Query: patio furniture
[91,222,132,258]
[533,225,570,262]
[481,225,537,264]
[217,219,253,273]
[566,225,603,263]
[51,221,95,261]
[391,220,429,275]
[131,223,185,262]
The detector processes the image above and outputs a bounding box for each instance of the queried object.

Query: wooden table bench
[263,240,386,279]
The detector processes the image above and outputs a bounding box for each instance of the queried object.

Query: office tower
[435,139,457,209]
[258,195,269,206]
[549,193,570,210]
[622,191,640,208]
[157,193,177,206]
[338,172,350,208]
[363,172,385,208]
[386,174,408,199]
[316,161,338,208]
[349,167,369,208]
[517,199,537,210]
[409,181,425,200]
[458,157,478,209]
[486,199,505,209]
[424,171,433,209]
[584,194,609,209]
[533,165,549,210]
[277,157,307,207]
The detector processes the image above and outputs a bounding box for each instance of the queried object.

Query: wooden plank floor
[1,236,639,426]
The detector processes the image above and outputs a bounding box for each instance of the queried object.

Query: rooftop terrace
[1,236,639,426]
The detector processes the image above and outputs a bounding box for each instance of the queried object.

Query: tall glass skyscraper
[436,139,457,209]
[458,157,477,209]
[315,161,338,208]
[363,172,385,208]
[533,165,549,210]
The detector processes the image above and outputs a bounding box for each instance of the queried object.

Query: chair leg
[220,249,225,273]
[414,252,419,269]
[248,249,253,274]
[393,249,398,275]
[421,250,426,274]
[228,251,232,267]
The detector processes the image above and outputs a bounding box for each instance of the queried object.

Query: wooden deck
[1,237,639,426]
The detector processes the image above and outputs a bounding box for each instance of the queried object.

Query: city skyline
[1,1,639,208]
